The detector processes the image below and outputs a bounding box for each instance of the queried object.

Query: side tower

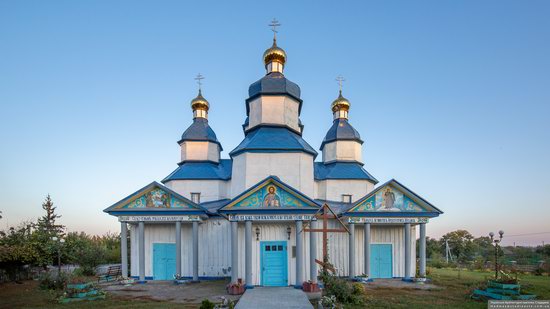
[315,82,378,202]
[163,79,231,202]
[230,22,316,197]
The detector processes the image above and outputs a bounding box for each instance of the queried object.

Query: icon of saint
[382,187,399,211]
[263,186,281,207]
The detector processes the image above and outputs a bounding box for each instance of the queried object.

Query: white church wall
[230,152,314,198]
[323,222,416,278]
[315,179,374,202]
[129,219,231,279]
[179,141,220,163]
[248,95,301,132]
[165,179,230,202]
[322,141,362,163]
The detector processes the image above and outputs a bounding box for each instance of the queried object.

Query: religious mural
[121,188,194,209]
[351,186,424,212]
[231,183,313,209]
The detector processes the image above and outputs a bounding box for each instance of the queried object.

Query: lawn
[0,269,548,309]
[361,268,550,309]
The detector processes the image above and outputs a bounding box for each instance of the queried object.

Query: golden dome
[190,89,209,111]
[263,39,287,66]
[331,90,351,113]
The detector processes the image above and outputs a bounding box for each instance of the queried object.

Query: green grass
[1,269,549,308]
[358,268,550,309]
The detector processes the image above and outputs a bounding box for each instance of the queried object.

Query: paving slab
[236,287,313,309]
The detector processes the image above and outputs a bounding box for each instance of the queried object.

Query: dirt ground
[101,280,241,304]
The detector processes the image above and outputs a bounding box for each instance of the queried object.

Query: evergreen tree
[36,194,64,237]
[31,195,65,268]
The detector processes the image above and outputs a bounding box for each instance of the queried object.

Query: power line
[505,232,550,237]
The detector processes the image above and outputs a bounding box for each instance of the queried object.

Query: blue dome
[320,119,363,149]
[178,118,222,150]
[248,72,301,101]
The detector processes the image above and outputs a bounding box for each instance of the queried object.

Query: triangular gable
[104,181,205,213]
[220,176,320,212]
[345,179,443,215]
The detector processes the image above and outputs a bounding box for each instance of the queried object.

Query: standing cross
[194,73,204,90]
[335,75,345,92]
[268,18,281,39]
[303,203,350,273]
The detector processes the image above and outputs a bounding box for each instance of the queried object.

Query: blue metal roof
[314,162,378,183]
[229,126,318,158]
[248,72,300,100]
[162,159,232,182]
[320,119,363,149]
[178,118,222,150]
[315,199,353,215]
[200,199,231,214]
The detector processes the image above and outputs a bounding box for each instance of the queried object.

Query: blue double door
[153,243,176,280]
[260,241,288,286]
[370,244,393,279]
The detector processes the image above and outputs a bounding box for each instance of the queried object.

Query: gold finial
[191,73,209,112]
[268,18,281,42]
[332,75,350,114]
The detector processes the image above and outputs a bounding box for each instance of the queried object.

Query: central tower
[230,19,316,197]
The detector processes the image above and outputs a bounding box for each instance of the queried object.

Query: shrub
[199,299,215,309]
[319,267,364,306]
[38,272,67,290]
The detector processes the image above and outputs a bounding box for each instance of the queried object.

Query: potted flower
[227,278,245,295]
[302,280,321,292]
[354,274,369,283]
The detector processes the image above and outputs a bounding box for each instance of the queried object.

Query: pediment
[220,176,320,212]
[104,182,204,213]
[346,179,442,215]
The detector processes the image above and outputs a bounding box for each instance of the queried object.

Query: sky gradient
[1,1,549,246]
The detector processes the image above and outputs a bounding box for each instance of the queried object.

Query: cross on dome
[194,73,205,91]
[268,18,281,39]
[335,75,346,92]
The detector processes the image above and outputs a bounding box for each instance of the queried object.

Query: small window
[278,245,283,251]
[342,194,352,203]
[191,192,201,203]
[271,245,277,251]
[266,245,271,251]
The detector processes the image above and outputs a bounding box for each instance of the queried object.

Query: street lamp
[489,230,504,280]
[52,236,64,279]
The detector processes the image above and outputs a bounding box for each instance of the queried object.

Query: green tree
[440,230,475,263]
[31,195,65,268]
[0,222,39,280]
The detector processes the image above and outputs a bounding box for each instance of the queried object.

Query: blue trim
[132,275,226,281]
[222,209,319,215]
[345,212,440,218]
[402,278,414,282]
[294,285,303,289]
[245,285,255,289]
[110,210,206,215]
[344,179,443,216]
[219,175,321,213]
[104,181,208,214]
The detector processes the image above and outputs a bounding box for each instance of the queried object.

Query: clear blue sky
[1,1,549,245]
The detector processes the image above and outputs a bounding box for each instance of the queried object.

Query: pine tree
[36,194,65,237]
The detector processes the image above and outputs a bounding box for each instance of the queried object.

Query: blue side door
[153,243,176,280]
[260,241,288,286]
[370,244,393,279]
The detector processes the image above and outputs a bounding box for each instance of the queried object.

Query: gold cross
[194,73,204,90]
[335,75,345,92]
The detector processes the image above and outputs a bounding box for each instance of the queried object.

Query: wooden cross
[335,75,345,92]
[303,203,350,273]
[194,73,204,90]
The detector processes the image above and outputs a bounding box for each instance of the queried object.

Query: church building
[104,24,442,287]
